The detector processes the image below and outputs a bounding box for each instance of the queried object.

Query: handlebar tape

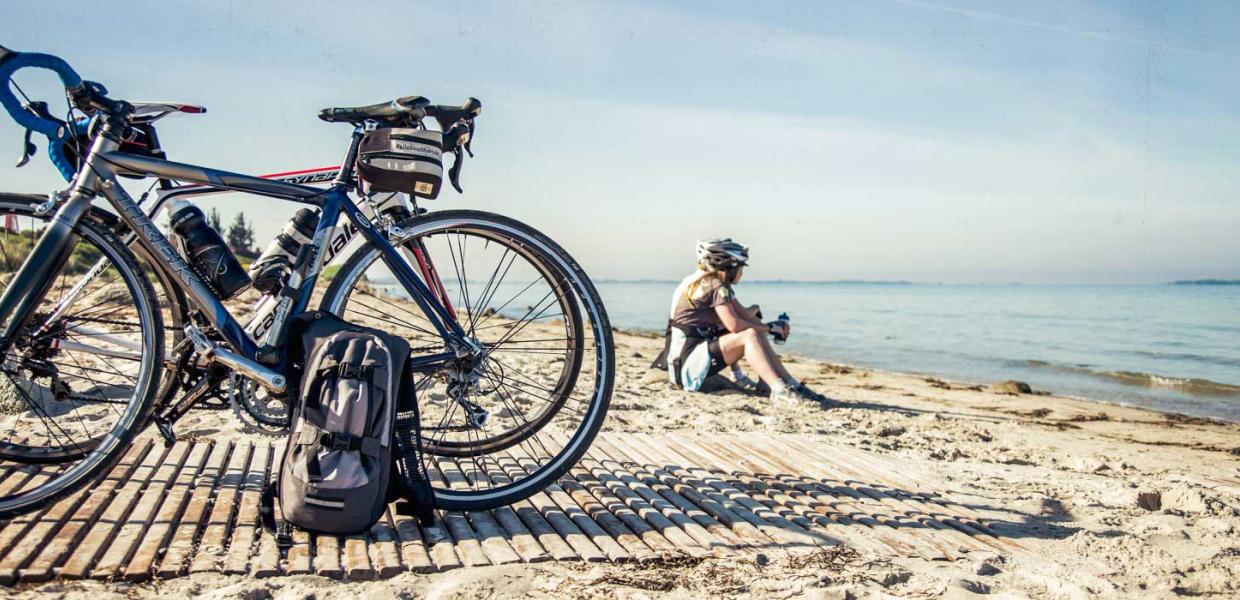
[46,138,75,182]
[0,47,84,138]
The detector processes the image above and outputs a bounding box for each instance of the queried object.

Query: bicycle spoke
[327,216,609,509]
[468,247,517,335]
[3,372,85,454]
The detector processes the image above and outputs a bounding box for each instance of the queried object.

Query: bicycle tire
[0,197,163,519]
[322,209,613,510]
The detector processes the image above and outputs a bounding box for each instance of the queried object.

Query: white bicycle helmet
[696,238,749,271]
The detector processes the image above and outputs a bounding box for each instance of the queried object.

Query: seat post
[333,125,366,187]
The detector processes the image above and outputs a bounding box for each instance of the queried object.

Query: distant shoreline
[595,279,1240,286]
[1170,279,1240,286]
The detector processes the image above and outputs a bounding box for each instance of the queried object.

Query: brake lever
[448,148,464,193]
[15,128,36,168]
[15,100,58,169]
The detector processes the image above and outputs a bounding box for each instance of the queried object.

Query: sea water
[595,281,1240,422]
[369,277,1239,422]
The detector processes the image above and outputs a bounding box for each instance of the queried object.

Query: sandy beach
[7,323,1237,600]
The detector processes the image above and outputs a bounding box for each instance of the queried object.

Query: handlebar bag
[357,128,444,199]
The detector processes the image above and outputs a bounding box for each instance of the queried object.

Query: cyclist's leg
[717,328,792,386]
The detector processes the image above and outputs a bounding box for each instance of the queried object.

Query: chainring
[228,374,289,436]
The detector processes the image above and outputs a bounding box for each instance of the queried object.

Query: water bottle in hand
[772,313,790,345]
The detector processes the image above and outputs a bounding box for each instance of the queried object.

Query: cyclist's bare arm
[716,301,765,333]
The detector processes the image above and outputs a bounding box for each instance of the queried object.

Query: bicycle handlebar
[0,46,84,138]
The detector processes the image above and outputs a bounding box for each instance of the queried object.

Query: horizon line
[590,278,1240,286]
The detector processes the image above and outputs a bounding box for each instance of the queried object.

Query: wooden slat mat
[0,432,1021,583]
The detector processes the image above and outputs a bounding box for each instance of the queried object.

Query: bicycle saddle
[318,95,429,125]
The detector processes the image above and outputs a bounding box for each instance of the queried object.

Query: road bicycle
[0,47,614,518]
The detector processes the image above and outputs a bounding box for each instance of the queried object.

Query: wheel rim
[0,204,158,464]
[324,214,612,504]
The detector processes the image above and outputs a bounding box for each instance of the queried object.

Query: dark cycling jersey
[669,270,734,331]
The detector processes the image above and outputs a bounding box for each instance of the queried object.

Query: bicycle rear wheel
[0,197,162,519]
[322,209,613,510]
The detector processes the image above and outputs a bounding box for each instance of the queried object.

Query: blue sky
[3,0,1238,283]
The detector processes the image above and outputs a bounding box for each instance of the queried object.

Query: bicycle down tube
[3,130,470,383]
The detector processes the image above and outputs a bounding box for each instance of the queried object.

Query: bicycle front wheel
[322,210,613,510]
[0,196,163,519]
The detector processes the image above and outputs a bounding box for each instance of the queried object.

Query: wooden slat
[313,534,344,579]
[788,433,979,518]
[605,434,774,547]
[0,431,1038,584]
[121,442,210,581]
[692,434,896,556]
[91,442,192,578]
[437,455,521,565]
[0,460,118,582]
[783,436,1001,554]
[507,451,631,562]
[0,464,101,584]
[544,432,691,558]
[427,457,490,567]
[156,440,232,578]
[467,453,575,562]
[662,435,836,548]
[730,436,938,559]
[343,533,374,581]
[557,466,659,560]
[0,464,68,571]
[389,506,435,573]
[367,509,405,578]
[59,441,167,579]
[422,514,464,571]
[251,444,281,579]
[788,436,1019,550]
[576,453,712,558]
[587,438,731,557]
[189,441,254,574]
[252,529,281,578]
[18,441,154,583]
[592,435,744,553]
[771,435,982,559]
[492,453,604,562]
[222,442,272,575]
[285,529,313,575]
[644,434,826,549]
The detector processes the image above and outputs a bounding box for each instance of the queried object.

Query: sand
[6,326,1239,599]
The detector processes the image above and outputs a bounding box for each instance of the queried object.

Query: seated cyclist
[656,238,828,404]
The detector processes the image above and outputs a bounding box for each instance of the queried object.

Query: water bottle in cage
[168,199,252,300]
[243,193,414,348]
[248,208,320,294]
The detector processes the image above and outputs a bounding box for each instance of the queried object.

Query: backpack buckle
[320,431,362,451]
[337,363,372,379]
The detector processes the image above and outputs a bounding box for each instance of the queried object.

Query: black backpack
[262,311,434,542]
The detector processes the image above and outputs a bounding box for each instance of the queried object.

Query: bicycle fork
[0,138,108,355]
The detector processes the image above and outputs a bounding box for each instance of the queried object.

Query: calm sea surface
[594,281,1240,422]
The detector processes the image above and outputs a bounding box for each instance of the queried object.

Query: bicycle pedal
[153,417,177,446]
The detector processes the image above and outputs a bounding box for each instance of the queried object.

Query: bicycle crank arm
[185,325,286,394]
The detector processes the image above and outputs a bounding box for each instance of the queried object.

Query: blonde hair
[684,269,730,308]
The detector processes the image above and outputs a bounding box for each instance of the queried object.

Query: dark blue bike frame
[0,127,465,377]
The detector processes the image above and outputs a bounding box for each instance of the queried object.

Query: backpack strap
[296,425,382,455]
[260,458,295,550]
[319,361,374,380]
[391,355,436,526]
